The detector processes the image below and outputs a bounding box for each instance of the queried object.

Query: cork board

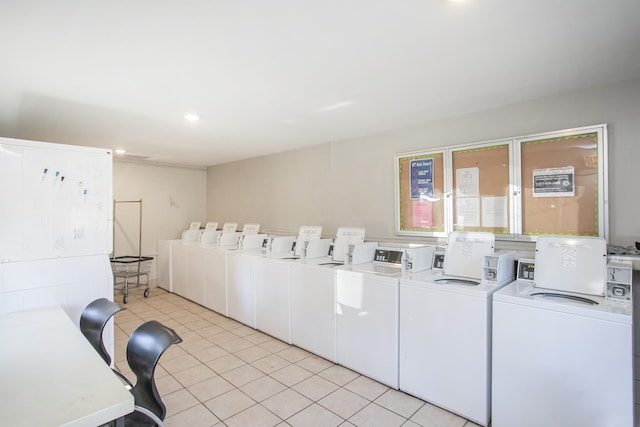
[451,144,510,234]
[397,152,445,233]
[395,125,605,238]
[520,132,599,236]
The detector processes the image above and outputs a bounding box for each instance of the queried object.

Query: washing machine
[198,222,241,316]
[336,243,436,389]
[492,236,633,427]
[290,254,339,362]
[289,227,365,362]
[226,226,268,328]
[399,232,507,426]
[254,235,297,343]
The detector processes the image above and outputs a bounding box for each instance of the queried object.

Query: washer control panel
[374,249,404,265]
[432,252,445,270]
[517,259,536,282]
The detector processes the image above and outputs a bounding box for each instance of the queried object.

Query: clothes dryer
[491,236,633,427]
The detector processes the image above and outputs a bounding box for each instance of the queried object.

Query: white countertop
[0,306,134,426]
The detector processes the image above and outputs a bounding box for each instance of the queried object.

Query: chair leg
[134,405,166,426]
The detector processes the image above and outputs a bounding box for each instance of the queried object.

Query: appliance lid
[443,232,495,279]
[534,236,606,296]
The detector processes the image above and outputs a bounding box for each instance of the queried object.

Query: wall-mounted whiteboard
[0,137,113,262]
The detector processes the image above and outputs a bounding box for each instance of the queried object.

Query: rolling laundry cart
[111,199,153,304]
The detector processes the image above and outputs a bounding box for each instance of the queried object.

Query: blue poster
[410,158,434,199]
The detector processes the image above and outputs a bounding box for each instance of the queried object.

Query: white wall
[207,77,640,247]
[113,160,207,282]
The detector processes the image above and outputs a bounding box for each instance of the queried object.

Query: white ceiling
[1,0,639,167]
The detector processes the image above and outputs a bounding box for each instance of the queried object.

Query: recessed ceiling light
[115,149,126,155]
[184,113,200,122]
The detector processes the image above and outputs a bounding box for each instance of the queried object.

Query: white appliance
[401,245,438,273]
[156,239,173,291]
[492,236,633,427]
[201,222,239,314]
[331,227,366,262]
[289,255,338,361]
[344,241,379,265]
[168,222,238,313]
[217,222,243,246]
[169,222,226,301]
[170,238,206,305]
[293,226,323,257]
[301,239,334,260]
[263,235,296,256]
[336,243,434,389]
[399,232,502,426]
[226,224,266,327]
[289,227,366,362]
[254,235,297,343]
[201,242,230,314]
[181,221,202,242]
[0,137,115,354]
[198,221,219,244]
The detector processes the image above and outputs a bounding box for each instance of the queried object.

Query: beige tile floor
[114,288,483,427]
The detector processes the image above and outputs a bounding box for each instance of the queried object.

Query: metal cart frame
[111,255,152,304]
[111,199,153,304]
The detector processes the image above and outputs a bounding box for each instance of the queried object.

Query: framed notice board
[517,127,606,237]
[395,150,445,235]
[395,124,607,240]
[451,143,511,234]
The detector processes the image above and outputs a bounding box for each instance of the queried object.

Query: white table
[0,306,134,426]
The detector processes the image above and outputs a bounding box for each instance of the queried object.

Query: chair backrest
[79,298,125,365]
[127,320,183,424]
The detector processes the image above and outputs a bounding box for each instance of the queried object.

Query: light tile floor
[114,288,483,427]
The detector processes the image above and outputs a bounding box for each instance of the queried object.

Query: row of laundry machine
[158,224,634,427]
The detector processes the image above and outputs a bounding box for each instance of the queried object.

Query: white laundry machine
[492,236,633,427]
[199,222,242,316]
[168,222,205,302]
[399,232,507,426]
[226,226,267,328]
[254,235,297,343]
[336,243,436,389]
[169,240,204,304]
[165,222,235,309]
[158,239,177,292]
[290,256,340,361]
[289,227,366,362]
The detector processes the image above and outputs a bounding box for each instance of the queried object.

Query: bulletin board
[395,124,606,239]
[520,131,600,237]
[396,151,445,234]
[451,144,511,234]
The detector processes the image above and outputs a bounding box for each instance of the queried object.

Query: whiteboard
[0,137,113,261]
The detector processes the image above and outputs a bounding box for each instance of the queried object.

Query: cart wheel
[144,289,149,298]
[123,295,128,304]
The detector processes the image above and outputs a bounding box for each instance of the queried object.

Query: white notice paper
[456,167,480,197]
[482,196,508,228]
[456,197,480,227]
